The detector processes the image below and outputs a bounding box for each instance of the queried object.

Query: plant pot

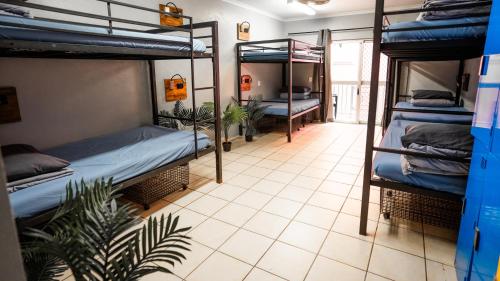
[223,142,232,152]
[245,135,253,142]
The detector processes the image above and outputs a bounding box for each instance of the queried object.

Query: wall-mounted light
[287,0,316,16]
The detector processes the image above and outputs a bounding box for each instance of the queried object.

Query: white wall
[0,0,284,149]
[0,59,151,150]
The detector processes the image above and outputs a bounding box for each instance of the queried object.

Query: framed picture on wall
[0,87,21,124]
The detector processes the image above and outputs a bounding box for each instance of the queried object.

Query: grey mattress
[262,98,320,116]
[0,14,206,52]
[9,126,211,218]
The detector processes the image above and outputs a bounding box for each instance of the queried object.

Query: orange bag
[159,2,183,27]
[165,74,187,102]
[240,75,252,92]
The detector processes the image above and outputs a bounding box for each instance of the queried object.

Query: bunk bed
[383,59,475,127]
[236,39,325,142]
[0,0,222,227]
[359,0,491,235]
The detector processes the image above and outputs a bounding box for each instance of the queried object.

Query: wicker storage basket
[125,164,189,210]
[381,187,462,229]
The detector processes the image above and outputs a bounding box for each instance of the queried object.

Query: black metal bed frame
[236,39,326,142]
[359,0,491,235]
[0,0,223,227]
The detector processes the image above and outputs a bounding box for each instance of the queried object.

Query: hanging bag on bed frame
[159,2,183,27]
[165,74,187,102]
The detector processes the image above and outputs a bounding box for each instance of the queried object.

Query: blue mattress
[241,51,320,62]
[392,102,473,124]
[383,17,488,43]
[373,120,467,195]
[9,126,211,218]
[262,98,320,116]
[0,15,206,52]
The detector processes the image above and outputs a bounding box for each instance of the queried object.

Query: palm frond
[23,179,191,281]
[23,246,66,281]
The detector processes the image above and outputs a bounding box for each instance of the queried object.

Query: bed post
[287,39,293,142]
[360,0,384,236]
[382,58,395,133]
[188,19,199,159]
[282,63,287,88]
[148,60,159,125]
[212,22,223,184]
[456,59,465,106]
[395,60,403,104]
[237,43,243,136]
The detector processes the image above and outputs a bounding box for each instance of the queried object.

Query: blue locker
[484,0,500,55]
[455,142,489,281]
[492,85,500,155]
[469,154,500,281]
[456,1,500,279]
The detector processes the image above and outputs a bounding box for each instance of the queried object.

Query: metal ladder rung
[195,86,216,91]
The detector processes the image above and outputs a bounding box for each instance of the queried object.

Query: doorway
[332,41,388,124]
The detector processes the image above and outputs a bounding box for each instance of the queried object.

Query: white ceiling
[223,0,423,21]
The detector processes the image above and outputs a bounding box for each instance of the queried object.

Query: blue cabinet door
[484,0,500,55]
[469,154,500,281]
[456,141,489,281]
[492,90,500,156]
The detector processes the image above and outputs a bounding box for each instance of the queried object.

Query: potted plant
[222,102,247,151]
[22,179,191,281]
[244,96,268,142]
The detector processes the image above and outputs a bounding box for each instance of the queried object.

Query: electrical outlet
[258,81,262,86]
[308,77,313,82]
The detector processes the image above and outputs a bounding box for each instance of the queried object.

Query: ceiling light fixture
[287,0,317,16]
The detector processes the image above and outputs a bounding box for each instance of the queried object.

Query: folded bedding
[373,120,467,195]
[0,4,31,18]
[278,93,310,100]
[7,168,74,193]
[2,144,70,183]
[420,0,491,21]
[400,123,472,176]
[412,90,454,100]
[401,123,473,151]
[410,98,455,107]
[280,86,312,94]
[401,143,470,176]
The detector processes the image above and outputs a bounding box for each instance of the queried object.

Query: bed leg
[182,184,188,190]
[143,204,150,211]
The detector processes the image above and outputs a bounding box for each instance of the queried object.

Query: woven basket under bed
[380,187,462,229]
[124,164,189,210]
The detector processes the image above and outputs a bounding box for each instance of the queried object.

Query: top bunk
[378,0,492,60]
[237,39,324,64]
[0,0,216,60]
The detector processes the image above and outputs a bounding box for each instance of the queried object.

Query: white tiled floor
[61,123,459,281]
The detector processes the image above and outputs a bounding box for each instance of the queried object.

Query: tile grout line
[175,130,346,280]
[301,127,372,281]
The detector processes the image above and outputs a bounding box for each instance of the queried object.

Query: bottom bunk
[8,125,212,221]
[261,98,320,117]
[373,119,470,228]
